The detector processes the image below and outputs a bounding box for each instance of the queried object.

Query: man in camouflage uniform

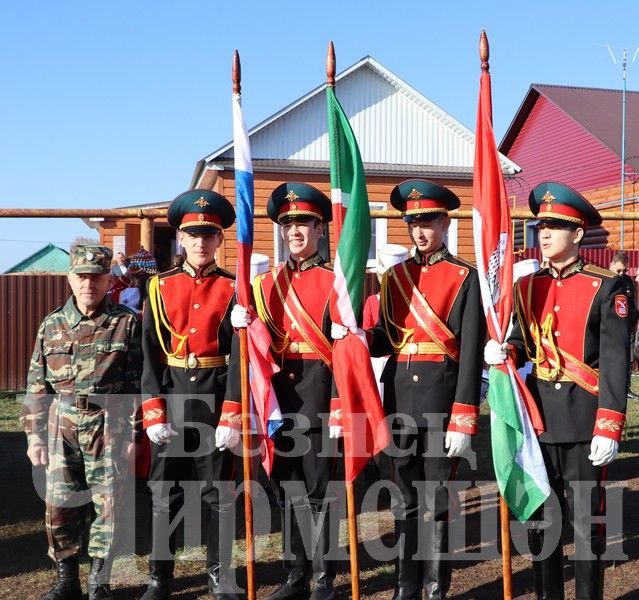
[21,245,142,600]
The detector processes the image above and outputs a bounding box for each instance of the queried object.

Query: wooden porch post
[140,217,154,252]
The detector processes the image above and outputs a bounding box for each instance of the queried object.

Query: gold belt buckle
[187,353,198,369]
[289,342,299,353]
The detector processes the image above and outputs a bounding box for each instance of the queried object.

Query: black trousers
[270,425,339,575]
[147,426,236,566]
[391,428,458,522]
[528,441,606,600]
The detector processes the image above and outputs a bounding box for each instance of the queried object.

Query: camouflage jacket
[21,296,142,443]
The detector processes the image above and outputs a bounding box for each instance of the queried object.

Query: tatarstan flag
[472,32,549,521]
[327,84,390,485]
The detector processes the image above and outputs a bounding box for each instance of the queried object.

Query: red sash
[272,266,333,369]
[390,263,460,362]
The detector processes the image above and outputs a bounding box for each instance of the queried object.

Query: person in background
[21,245,141,600]
[119,269,142,316]
[111,252,129,277]
[609,250,639,399]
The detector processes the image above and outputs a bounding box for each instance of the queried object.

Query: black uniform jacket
[369,247,485,432]
[141,260,235,428]
[508,259,630,444]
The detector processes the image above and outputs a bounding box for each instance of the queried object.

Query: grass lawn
[2,380,639,599]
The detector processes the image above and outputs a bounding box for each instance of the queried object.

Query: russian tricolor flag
[233,88,282,476]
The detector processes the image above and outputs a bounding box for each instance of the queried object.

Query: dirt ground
[1,389,638,600]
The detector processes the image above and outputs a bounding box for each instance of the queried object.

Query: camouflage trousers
[45,401,121,561]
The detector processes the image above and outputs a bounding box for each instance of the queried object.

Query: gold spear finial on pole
[480,29,490,73]
[233,49,241,94]
[326,40,336,86]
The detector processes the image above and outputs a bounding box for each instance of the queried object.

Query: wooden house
[95,56,519,270]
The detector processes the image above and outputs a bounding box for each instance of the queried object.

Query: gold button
[196,279,202,284]
[459,269,466,276]
[295,273,301,278]
[159,280,165,286]
[422,267,428,273]
[193,303,200,309]
[412,374,419,382]
[555,331,561,337]
[190,375,197,382]
[557,281,563,287]
[288,372,295,380]
[261,274,267,279]
[422,292,426,298]
[190,327,197,333]
[291,323,297,330]
[554,383,562,390]
[593,281,599,287]
[230,282,235,287]
[289,342,299,353]
[554,305,560,312]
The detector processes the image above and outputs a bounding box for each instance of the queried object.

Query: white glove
[329,425,343,439]
[484,339,508,366]
[331,322,348,340]
[215,425,240,451]
[588,435,619,466]
[146,423,178,444]
[445,431,471,458]
[231,304,251,329]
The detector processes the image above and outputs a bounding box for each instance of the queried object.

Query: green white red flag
[472,40,550,521]
[327,84,390,485]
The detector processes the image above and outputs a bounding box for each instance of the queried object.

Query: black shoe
[207,564,243,600]
[309,577,336,600]
[88,558,112,600]
[266,569,311,600]
[140,560,173,600]
[42,558,83,600]
[627,390,639,401]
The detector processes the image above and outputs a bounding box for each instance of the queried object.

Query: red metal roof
[501,84,639,174]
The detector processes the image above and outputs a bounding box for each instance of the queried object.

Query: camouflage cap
[69,245,113,275]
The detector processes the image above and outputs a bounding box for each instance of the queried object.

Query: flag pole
[233,50,256,600]
[478,30,513,600]
[326,40,361,600]
[326,41,345,251]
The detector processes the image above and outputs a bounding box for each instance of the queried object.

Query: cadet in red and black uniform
[486,182,630,600]
[139,190,241,600]
[228,183,341,600]
[368,180,485,600]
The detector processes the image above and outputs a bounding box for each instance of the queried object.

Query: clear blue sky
[1,1,638,272]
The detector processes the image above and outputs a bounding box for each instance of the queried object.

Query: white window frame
[366,201,388,269]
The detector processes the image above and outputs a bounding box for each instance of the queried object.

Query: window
[367,202,388,268]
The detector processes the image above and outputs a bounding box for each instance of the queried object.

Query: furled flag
[233,80,282,476]
[471,33,549,521]
[327,83,390,485]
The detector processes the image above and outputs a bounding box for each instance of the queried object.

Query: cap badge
[408,189,423,200]
[542,191,556,204]
[86,252,94,261]
[194,196,210,208]
[285,191,299,202]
